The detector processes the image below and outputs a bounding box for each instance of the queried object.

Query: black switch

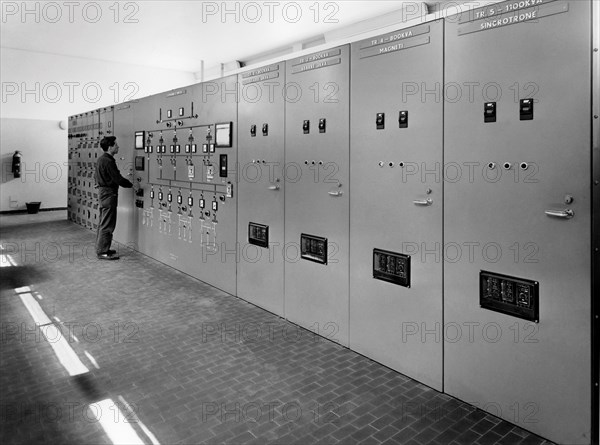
[484,102,496,123]
[250,125,256,137]
[399,111,408,128]
[376,113,385,130]
[262,123,269,136]
[520,99,534,120]
[219,154,228,177]
[303,120,310,134]
[318,118,326,133]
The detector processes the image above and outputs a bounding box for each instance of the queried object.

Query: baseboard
[0,207,67,215]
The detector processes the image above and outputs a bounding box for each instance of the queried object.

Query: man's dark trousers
[96,187,118,255]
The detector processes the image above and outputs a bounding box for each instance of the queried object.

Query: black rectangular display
[134,156,145,171]
[480,271,539,322]
[248,223,268,248]
[301,234,327,264]
[373,249,410,287]
[134,131,145,149]
[219,154,228,177]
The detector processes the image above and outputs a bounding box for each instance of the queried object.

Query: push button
[399,111,408,128]
[520,99,533,120]
[318,118,326,133]
[376,113,385,130]
[484,102,496,123]
[303,120,310,134]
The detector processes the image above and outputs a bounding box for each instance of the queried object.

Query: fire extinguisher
[12,151,22,178]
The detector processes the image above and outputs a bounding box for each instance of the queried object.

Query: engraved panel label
[459,0,555,24]
[292,48,341,66]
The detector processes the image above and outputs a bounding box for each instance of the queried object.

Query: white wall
[1,48,196,120]
[0,118,67,211]
[0,48,195,212]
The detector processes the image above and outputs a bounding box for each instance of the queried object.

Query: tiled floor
[0,211,554,444]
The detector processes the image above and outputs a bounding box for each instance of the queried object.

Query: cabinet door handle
[413,198,433,206]
[544,208,574,219]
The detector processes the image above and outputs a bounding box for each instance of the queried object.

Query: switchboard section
[284,46,351,345]
[236,62,286,316]
[444,1,592,443]
[349,21,444,390]
[132,80,239,296]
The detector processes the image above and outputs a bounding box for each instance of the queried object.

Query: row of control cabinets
[67,2,595,444]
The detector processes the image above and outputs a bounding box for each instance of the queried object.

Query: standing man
[95,136,133,260]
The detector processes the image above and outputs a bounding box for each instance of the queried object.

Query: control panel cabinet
[237,62,286,316]
[444,2,592,443]
[284,46,351,346]
[135,79,239,296]
[350,21,444,391]
[112,104,137,249]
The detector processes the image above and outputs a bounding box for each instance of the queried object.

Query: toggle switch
[520,99,534,120]
[376,113,385,130]
[250,125,257,137]
[399,110,408,128]
[484,102,496,123]
[199,198,205,209]
[262,123,269,136]
[318,118,326,133]
[303,120,310,134]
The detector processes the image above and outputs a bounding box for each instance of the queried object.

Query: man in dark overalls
[95,136,133,260]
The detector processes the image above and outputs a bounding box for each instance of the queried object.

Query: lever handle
[545,208,574,219]
[328,190,343,197]
[413,198,433,206]
[267,185,280,191]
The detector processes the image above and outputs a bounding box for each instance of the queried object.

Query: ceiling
[1,1,436,74]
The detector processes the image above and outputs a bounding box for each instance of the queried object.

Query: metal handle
[267,185,279,191]
[413,198,433,206]
[328,190,343,197]
[545,208,574,219]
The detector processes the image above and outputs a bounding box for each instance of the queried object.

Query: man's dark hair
[100,136,117,151]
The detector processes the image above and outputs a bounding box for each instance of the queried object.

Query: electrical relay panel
[373,249,410,288]
[248,223,269,248]
[300,234,328,265]
[480,271,539,322]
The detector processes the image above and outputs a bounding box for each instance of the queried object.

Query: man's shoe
[107,249,117,255]
[97,253,119,260]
